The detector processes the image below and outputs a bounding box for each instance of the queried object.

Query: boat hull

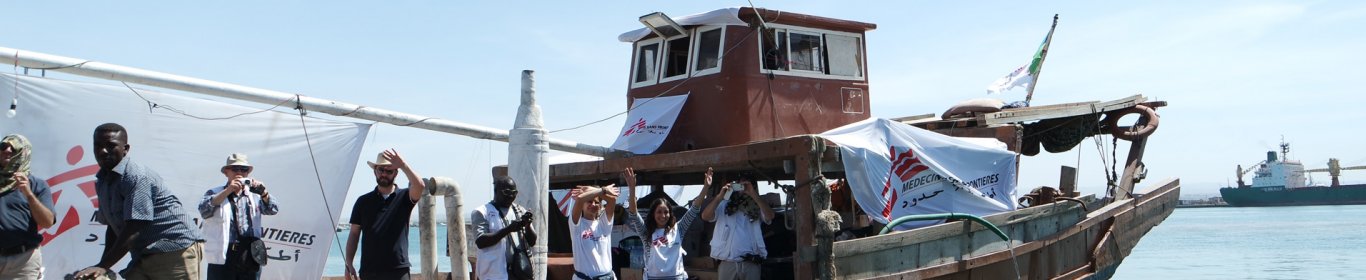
[1220,184,1366,207]
[830,178,1180,280]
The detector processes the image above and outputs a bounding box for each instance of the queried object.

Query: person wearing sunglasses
[343,149,425,280]
[0,134,55,279]
[471,175,537,280]
[198,153,279,279]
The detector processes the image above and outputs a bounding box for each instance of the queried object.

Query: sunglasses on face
[229,166,251,173]
[377,168,398,175]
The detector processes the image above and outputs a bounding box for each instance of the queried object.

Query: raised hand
[703,167,714,187]
[382,148,407,169]
[603,184,620,197]
[624,167,637,188]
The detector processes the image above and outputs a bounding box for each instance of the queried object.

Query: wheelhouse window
[662,36,691,79]
[631,26,727,88]
[759,24,865,80]
[826,34,863,77]
[632,39,662,87]
[693,26,724,74]
[788,31,823,72]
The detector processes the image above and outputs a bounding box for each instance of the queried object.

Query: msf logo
[622,118,647,137]
[41,145,102,245]
[881,146,928,219]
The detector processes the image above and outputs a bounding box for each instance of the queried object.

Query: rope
[293,94,349,260]
[121,81,293,120]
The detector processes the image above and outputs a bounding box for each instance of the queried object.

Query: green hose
[878,213,1011,242]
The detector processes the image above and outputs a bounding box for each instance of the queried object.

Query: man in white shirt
[197,153,279,280]
[701,180,774,280]
[471,176,536,280]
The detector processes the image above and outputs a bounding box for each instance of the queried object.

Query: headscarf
[0,134,32,193]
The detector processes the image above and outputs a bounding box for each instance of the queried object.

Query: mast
[509,70,549,280]
[1024,14,1059,106]
[0,46,620,157]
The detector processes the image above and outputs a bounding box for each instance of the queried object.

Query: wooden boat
[519,7,1179,280]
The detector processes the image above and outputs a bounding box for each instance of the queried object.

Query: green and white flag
[986,35,1050,94]
[987,15,1057,97]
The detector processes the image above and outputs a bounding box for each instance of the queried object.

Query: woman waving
[625,167,710,280]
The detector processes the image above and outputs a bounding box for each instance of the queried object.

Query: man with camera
[471,175,537,280]
[198,153,279,280]
[701,177,775,280]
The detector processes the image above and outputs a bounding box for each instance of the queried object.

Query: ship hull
[1220,184,1366,207]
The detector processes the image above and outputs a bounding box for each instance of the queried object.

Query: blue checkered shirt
[94,157,204,255]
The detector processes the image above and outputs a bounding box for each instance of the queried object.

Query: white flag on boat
[820,118,1018,230]
[986,15,1057,96]
[610,94,688,154]
[0,73,369,280]
[986,63,1035,94]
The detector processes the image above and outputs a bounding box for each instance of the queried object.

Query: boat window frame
[690,25,726,77]
[631,37,665,88]
[756,23,866,81]
[658,32,694,83]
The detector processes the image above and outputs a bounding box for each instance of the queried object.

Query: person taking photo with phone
[701,174,775,280]
[471,175,537,280]
[198,153,279,279]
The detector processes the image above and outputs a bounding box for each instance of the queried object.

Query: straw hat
[222,153,252,171]
[366,152,391,169]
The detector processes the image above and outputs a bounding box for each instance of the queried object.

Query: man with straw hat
[343,149,425,280]
[199,153,279,279]
[0,134,55,278]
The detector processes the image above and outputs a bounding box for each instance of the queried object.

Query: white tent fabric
[1,74,369,279]
[820,118,1018,230]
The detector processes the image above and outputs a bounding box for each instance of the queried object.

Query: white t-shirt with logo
[571,215,614,277]
[627,207,702,279]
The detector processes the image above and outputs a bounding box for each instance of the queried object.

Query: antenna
[1280,136,1290,160]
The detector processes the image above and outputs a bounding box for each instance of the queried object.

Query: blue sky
[6,0,1366,221]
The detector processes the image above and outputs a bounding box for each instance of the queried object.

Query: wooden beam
[1113,136,1149,199]
[980,95,1146,125]
[791,138,820,280]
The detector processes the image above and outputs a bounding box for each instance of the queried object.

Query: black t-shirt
[349,187,417,272]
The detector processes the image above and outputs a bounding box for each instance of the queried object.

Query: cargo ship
[1220,142,1366,207]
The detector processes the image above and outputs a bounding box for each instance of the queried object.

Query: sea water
[321,205,1366,278]
[324,226,455,276]
[1114,205,1366,279]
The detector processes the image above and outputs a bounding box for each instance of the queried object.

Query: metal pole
[426,177,470,280]
[509,70,549,280]
[0,46,619,157]
[418,193,439,280]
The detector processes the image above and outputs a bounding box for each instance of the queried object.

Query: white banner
[820,118,1018,230]
[610,94,688,154]
[0,74,369,279]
